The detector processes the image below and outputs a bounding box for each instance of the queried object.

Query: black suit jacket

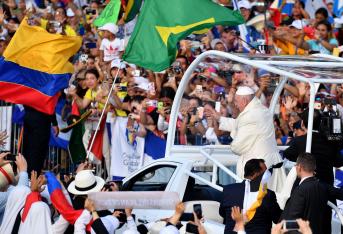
[282,177,343,234]
[283,132,342,185]
[219,182,281,234]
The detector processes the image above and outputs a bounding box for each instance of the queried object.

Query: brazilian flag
[122,0,244,72]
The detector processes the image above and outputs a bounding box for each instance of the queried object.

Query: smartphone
[195,85,203,94]
[213,86,225,94]
[86,42,97,49]
[215,101,221,113]
[180,212,194,221]
[197,107,204,119]
[132,70,140,77]
[79,54,88,63]
[314,102,321,110]
[186,223,199,234]
[86,8,96,15]
[118,85,127,92]
[146,100,157,107]
[283,220,299,231]
[0,151,16,161]
[193,204,202,219]
[25,0,33,11]
[157,102,164,110]
[148,82,155,95]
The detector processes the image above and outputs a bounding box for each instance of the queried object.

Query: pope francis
[216,86,286,193]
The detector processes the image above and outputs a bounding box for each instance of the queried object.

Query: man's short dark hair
[300,108,321,130]
[244,159,265,178]
[296,153,316,172]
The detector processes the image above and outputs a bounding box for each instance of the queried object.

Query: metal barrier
[1,103,75,174]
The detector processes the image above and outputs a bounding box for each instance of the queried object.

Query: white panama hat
[67,170,105,195]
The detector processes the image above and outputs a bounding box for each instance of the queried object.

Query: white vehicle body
[121,52,343,233]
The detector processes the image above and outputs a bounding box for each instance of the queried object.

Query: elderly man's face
[233,70,247,82]
[234,95,249,113]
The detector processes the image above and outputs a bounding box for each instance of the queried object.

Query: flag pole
[86,61,122,160]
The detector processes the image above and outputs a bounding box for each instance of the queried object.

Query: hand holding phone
[157,102,164,110]
[193,204,202,219]
[283,220,299,231]
[197,107,204,119]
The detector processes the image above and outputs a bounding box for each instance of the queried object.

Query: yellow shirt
[84,88,105,110]
[274,36,309,55]
[115,82,128,117]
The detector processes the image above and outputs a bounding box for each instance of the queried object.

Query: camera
[0,151,16,161]
[50,21,61,29]
[79,54,88,63]
[118,85,127,92]
[86,8,96,15]
[171,61,182,74]
[319,98,342,142]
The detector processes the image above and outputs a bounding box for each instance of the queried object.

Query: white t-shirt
[100,38,124,62]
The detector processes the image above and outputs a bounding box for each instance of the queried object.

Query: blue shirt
[307,38,338,55]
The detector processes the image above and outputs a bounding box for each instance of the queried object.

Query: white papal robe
[219,97,286,193]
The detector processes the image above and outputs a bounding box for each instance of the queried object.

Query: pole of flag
[17,127,24,154]
[86,61,122,160]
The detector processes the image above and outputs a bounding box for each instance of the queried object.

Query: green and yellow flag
[94,0,121,27]
[122,0,244,71]
[123,0,143,23]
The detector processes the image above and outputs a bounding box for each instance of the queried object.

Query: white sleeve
[157,115,168,131]
[99,39,105,51]
[160,225,179,234]
[219,117,236,132]
[125,216,137,231]
[52,215,70,234]
[119,39,125,51]
[74,210,92,234]
[205,127,219,144]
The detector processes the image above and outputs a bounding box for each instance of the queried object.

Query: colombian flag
[0,18,81,115]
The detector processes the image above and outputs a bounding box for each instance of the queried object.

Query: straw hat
[67,170,105,195]
[0,163,15,190]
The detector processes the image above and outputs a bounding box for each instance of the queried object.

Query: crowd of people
[0,0,343,233]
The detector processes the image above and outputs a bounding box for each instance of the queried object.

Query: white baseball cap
[111,59,126,69]
[238,0,252,10]
[290,20,307,30]
[98,23,119,35]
